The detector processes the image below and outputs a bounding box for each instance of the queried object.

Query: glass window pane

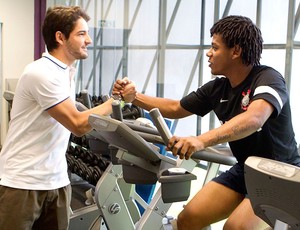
[167,0,201,44]
[261,0,289,44]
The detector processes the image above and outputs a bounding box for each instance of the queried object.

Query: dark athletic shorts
[212,163,247,195]
[212,160,300,195]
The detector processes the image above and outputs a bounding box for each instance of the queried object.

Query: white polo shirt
[0,53,75,190]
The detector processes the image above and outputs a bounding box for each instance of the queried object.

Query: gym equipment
[245,156,300,230]
[86,107,237,230]
[69,99,158,230]
[3,90,14,120]
[69,96,158,230]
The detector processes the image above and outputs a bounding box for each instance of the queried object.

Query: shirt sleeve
[180,77,227,116]
[23,64,70,110]
[251,67,288,117]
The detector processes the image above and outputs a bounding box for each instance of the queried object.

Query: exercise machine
[85,107,236,230]
[245,156,300,230]
[88,111,194,230]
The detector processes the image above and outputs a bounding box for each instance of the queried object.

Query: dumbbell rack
[66,134,110,186]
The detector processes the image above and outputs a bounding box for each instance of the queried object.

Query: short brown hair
[42,6,90,52]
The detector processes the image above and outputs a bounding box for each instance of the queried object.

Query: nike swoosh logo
[220,99,229,103]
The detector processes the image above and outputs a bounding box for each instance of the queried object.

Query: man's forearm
[133,93,189,119]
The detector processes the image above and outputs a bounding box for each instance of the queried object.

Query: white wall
[0,0,34,145]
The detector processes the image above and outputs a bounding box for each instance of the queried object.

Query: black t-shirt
[180,65,300,164]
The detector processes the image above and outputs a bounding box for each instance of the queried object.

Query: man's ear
[55,31,65,45]
[232,45,242,60]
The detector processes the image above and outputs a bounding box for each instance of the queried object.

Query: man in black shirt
[113,16,300,230]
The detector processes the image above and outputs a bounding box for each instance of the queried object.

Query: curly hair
[210,15,263,66]
[42,6,90,52]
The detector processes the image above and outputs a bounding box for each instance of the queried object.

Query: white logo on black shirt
[220,99,229,103]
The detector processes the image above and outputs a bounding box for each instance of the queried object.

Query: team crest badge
[241,89,251,110]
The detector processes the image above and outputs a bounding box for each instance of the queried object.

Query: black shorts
[212,163,247,195]
[212,160,300,195]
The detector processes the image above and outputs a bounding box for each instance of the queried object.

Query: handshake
[112,77,137,103]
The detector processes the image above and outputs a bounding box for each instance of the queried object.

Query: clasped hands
[112,77,137,103]
[112,77,206,160]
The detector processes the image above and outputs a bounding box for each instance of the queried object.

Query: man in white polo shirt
[0,6,136,230]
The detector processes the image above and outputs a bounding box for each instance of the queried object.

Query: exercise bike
[81,105,236,230]
[245,156,300,230]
